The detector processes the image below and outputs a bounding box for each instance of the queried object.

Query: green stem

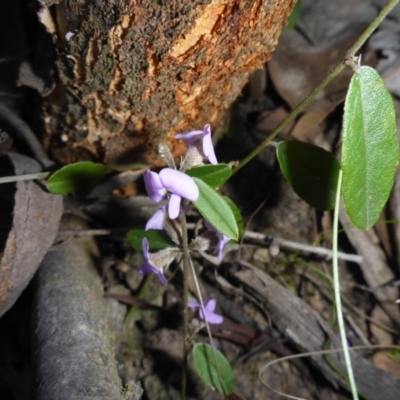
[179,206,190,400]
[0,172,50,184]
[332,170,358,400]
[231,0,399,175]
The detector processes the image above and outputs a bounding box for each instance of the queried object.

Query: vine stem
[231,0,400,175]
[179,206,190,400]
[333,170,358,400]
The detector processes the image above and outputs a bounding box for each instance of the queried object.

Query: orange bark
[40,0,296,166]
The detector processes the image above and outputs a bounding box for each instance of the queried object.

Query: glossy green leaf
[127,229,176,252]
[277,141,341,210]
[193,344,234,394]
[342,66,399,229]
[186,164,231,188]
[192,177,238,240]
[47,161,110,194]
[223,196,243,239]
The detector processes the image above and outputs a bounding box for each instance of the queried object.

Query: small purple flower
[205,221,230,262]
[144,168,199,219]
[138,238,168,286]
[175,124,218,165]
[188,299,223,324]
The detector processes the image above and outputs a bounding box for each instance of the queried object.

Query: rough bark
[37,0,295,165]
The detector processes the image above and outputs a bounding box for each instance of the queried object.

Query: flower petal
[138,261,167,286]
[188,301,200,310]
[144,170,167,202]
[188,299,223,324]
[205,299,216,312]
[175,130,204,147]
[159,168,199,201]
[145,205,168,230]
[168,193,181,219]
[142,237,150,260]
[202,125,218,164]
[203,310,223,324]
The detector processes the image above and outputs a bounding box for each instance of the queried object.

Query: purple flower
[146,205,168,230]
[188,299,223,324]
[144,168,199,219]
[205,221,230,262]
[138,238,168,286]
[175,124,218,165]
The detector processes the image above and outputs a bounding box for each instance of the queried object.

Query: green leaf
[46,161,110,194]
[192,177,239,240]
[127,229,176,252]
[277,141,341,210]
[186,164,231,188]
[287,0,303,31]
[193,344,234,394]
[342,66,399,229]
[223,197,243,239]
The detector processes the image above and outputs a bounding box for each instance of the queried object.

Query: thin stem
[231,0,400,176]
[332,170,358,400]
[188,257,225,393]
[179,206,190,400]
[0,171,50,184]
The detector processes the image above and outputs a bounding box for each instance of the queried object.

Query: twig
[0,171,50,184]
[244,230,362,263]
[0,103,48,159]
[231,0,400,175]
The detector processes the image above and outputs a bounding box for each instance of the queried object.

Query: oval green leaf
[192,177,238,240]
[47,161,110,194]
[223,196,243,239]
[127,229,176,252]
[277,141,341,210]
[186,164,231,188]
[193,343,234,394]
[342,66,399,229]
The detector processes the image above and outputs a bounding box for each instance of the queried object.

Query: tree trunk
[38,0,295,165]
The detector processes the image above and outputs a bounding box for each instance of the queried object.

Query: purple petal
[204,221,230,261]
[188,299,223,324]
[144,170,167,202]
[175,130,204,147]
[206,311,224,325]
[142,237,150,260]
[159,168,199,201]
[146,205,168,230]
[154,269,168,286]
[138,261,167,286]
[205,299,216,313]
[188,301,200,310]
[138,261,157,276]
[168,193,181,219]
[201,310,223,324]
[202,125,218,164]
[216,235,230,262]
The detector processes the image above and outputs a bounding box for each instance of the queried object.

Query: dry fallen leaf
[0,153,63,316]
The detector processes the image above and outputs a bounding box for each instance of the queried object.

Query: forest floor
[1,1,400,400]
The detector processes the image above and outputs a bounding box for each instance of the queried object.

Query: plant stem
[0,171,50,184]
[332,170,359,400]
[179,206,190,400]
[231,0,400,175]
